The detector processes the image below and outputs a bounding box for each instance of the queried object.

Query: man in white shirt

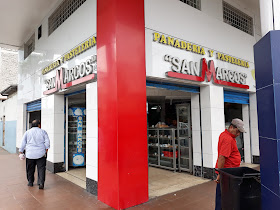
[19,119,50,189]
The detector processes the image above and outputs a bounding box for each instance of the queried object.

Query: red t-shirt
[215,129,241,169]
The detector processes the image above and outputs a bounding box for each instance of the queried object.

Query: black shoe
[39,184,44,190]
[27,182,33,187]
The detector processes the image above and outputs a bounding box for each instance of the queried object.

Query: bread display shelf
[148,127,192,173]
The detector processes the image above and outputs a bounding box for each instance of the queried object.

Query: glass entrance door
[176,104,192,173]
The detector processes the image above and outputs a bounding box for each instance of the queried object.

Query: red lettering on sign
[55,68,65,91]
[166,58,249,89]
[43,68,97,95]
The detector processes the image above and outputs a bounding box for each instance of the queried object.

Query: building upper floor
[3,0,280,104]
[0,48,18,100]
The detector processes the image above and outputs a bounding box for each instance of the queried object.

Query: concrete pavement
[0,148,216,210]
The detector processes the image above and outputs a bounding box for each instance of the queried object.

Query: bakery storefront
[31,30,257,192]
[41,36,97,182]
[145,31,256,179]
[147,82,196,174]
[14,0,262,208]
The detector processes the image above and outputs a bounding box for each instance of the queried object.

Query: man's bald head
[32,119,41,128]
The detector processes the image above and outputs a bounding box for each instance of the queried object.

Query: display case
[148,128,178,172]
[176,104,192,173]
[148,127,192,172]
[68,107,86,167]
[178,128,192,172]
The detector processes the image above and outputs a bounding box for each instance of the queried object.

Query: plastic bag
[19,154,25,160]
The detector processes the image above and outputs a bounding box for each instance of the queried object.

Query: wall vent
[24,34,35,59]
[179,0,201,10]
[223,1,253,35]
[48,0,87,36]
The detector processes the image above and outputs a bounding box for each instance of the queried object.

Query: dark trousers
[215,183,222,210]
[26,156,46,185]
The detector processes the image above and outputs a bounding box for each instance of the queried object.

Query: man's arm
[217,155,226,169]
[19,132,27,154]
[215,155,226,183]
[43,131,50,153]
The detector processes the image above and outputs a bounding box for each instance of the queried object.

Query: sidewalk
[0,148,218,210]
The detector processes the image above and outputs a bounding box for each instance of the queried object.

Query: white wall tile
[201,108,212,131]
[203,153,214,168]
[86,165,98,181]
[53,133,65,154]
[54,113,65,134]
[86,137,98,167]
[86,82,98,111]
[243,133,251,163]
[191,108,200,131]
[210,108,225,131]
[192,130,201,153]
[200,86,224,109]
[242,104,250,128]
[201,130,213,154]
[86,109,98,138]
[53,153,64,163]
[191,93,200,109]
[250,109,259,128]
[209,86,224,109]
[244,149,251,163]
[200,86,211,109]
[54,95,65,114]
[252,145,260,156]
[249,93,257,111]
[47,152,54,162]
[42,114,54,132]
[193,152,202,166]
[251,127,260,155]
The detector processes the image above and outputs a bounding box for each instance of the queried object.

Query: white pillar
[191,93,202,168]
[16,104,27,149]
[41,94,65,171]
[249,93,260,159]
[200,86,225,177]
[259,0,280,36]
[242,104,252,163]
[86,82,98,182]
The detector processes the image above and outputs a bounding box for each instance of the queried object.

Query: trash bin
[217,167,261,210]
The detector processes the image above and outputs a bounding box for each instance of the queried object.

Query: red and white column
[97,0,148,209]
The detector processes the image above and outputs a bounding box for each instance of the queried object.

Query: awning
[0,85,17,96]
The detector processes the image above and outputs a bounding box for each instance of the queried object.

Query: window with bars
[48,0,87,36]
[179,0,201,10]
[223,1,253,35]
[24,34,35,59]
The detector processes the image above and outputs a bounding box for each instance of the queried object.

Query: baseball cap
[231,118,246,133]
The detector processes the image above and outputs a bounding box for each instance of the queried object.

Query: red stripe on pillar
[97,0,148,209]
